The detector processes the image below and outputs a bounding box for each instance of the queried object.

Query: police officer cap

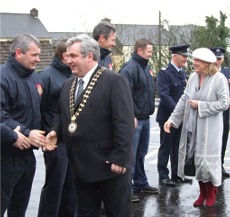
[170,44,190,56]
[192,48,216,63]
[210,47,226,58]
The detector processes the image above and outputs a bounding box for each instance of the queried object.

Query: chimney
[30,8,38,18]
[101,18,111,23]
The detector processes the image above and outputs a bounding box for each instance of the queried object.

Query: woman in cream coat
[164,48,229,207]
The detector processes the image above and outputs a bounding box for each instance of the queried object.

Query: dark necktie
[179,70,185,79]
[75,79,84,102]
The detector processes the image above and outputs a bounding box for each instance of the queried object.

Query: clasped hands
[28,129,57,151]
[12,128,57,151]
[42,130,58,151]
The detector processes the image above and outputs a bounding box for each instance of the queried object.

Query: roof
[49,32,87,41]
[0,12,50,39]
[115,24,160,46]
[114,24,197,46]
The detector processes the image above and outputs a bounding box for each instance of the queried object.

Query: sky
[0,0,230,32]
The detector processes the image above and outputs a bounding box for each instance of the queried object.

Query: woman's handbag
[184,156,195,176]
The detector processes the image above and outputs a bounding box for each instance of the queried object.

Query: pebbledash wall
[0,40,54,71]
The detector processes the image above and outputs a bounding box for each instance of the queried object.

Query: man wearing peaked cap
[211,46,230,178]
[156,43,192,187]
[170,44,190,56]
[210,47,226,58]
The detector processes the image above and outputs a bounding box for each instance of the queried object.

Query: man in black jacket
[37,39,77,217]
[45,35,134,217]
[0,34,47,217]
[93,21,116,70]
[120,39,158,202]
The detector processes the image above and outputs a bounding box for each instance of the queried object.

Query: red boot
[193,181,206,206]
[205,182,218,207]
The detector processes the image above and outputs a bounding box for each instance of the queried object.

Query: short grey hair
[10,33,40,55]
[66,34,100,61]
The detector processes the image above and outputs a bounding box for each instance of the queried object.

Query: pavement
[23,107,230,217]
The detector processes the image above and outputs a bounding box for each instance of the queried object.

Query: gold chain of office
[68,67,105,134]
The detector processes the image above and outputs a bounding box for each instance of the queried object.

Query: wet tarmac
[131,175,230,217]
[24,108,230,217]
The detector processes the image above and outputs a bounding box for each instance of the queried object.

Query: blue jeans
[132,118,150,191]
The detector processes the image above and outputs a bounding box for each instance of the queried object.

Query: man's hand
[134,118,138,129]
[43,131,57,151]
[106,161,126,174]
[13,126,31,150]
[29,129,47,148]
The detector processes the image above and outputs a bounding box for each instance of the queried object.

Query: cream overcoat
[169,71,229,186]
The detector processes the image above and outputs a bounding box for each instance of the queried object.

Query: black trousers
[37,142,77,217]
[157,123,182,180]
[1,151,35,217]
[75,171,132,217]
[222,121,229,166]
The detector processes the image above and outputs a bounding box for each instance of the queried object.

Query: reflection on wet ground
[131,177,230,217]
[129,111,230,217]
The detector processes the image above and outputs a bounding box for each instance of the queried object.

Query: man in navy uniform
[156,44,193,186]
[211,46,230,178]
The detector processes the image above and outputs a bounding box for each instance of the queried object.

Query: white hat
[192,48,217,63]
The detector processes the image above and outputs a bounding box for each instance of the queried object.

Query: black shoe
[142,185,159,194]
[133,185,159,194]
[131,192,140,202]
[172,176,193,183]
[222,167,230,178]
[159,179,176,187]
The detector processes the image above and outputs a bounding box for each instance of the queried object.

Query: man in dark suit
[156,44,193,186]
[44,34,134,217]
[211,46,230,178]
